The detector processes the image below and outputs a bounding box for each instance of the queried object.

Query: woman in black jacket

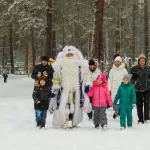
[130,54,150,124]
[32,77,55,128]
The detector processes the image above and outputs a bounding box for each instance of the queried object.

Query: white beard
[61,57,80,91]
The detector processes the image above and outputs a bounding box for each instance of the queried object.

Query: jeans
[35,110,47,123]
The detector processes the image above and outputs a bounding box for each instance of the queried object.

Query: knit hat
[113,54,120,60]
[114,56,122,63]
[89,60,96,66]
[138,54,147,65]
[97,74,106,83]
[123,74,131,81]
[41,56,49,62]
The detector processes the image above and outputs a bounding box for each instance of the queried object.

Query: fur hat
[123,74,131,81]
[89,60,96,66]
[41,56,49,62]
[56,46,84,61]
[97,74,106,83]
[114,56,122,63]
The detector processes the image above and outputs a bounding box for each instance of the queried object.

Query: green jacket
[114,82,136,109]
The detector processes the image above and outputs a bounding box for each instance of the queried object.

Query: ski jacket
[32,85,55,110]
[114,82,136,109]
[87,81,112,108]
[108,63,128,101]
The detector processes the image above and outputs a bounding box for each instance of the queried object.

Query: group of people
[31,46,150,130]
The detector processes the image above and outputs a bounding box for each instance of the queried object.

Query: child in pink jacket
[87,74,113,129]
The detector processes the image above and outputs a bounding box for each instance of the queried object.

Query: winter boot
[36,120,41,127]
[113,113,117,119]
[88,111,93,120]
[101,124,107,129]
[138,120,144,124]
[40,121,45,129]
[64,118,69,129]
[120,127,125,130]
[95,125,99,129]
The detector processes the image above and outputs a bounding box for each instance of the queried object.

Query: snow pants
[35,110,47,124]
[120,108,132,128]
[136,91,150,122]
[93,107,107,125]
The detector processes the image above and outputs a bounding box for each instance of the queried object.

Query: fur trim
[65,108,70,116]
[85,82,92,86]
[52,84,61,92]
[70,103,75,114]
[113,63,125,70]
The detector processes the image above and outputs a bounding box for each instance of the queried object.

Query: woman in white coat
[108,56,128,119]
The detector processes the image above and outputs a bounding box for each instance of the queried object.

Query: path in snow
[0,75,150,150]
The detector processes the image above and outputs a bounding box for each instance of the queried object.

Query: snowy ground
[0,75,150,150]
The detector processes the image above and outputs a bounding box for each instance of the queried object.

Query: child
[3,71,8,83]
[108,56,128,119]
[32,77,55,128]
[114,74,136,130]
[87,74,113,129]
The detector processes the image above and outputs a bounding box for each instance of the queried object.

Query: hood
[138,54,147,65]
[93,80,108,88]
[112,63,125,70]
[121,82,132,87]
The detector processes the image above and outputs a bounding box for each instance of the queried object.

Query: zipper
[99,85,100,107]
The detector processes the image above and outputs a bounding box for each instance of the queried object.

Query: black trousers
[87,97,93,119]
[136,91,150,122]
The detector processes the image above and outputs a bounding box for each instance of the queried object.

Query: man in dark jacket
[130,54,150,124]
[32,77,55,128]
[31,56,54,123]
[31,56,54,87]
[3,72,8,83]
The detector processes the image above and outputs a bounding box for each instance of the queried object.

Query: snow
[0,75,150,150]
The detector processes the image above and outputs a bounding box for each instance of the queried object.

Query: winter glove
[37,72,41,78]
[132,104,136,109]
[43,71,48,77]
[84,86,90,93]
[36,100,41,104]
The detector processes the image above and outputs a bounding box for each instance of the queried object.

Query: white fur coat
[51,57,92,127]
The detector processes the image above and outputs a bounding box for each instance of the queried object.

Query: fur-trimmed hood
[112,63,125,71]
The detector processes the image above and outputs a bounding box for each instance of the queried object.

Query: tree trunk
[94,0,104,63]
[46,0,53,57]
[9,23,14,74]
[2,36,6,67]
[132,4,137,62]
[144,0,149,58]
[31,28,36,68]
[52,30,56,58]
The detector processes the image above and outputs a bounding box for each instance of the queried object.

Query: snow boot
[113,113,117,119]
[120,127,125,130]
[40,121,45,129]
[138,120,144,124]
[64,118,69,129]
[95,125,99,129]
[36,120,41,127]
[101,124,107,129]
